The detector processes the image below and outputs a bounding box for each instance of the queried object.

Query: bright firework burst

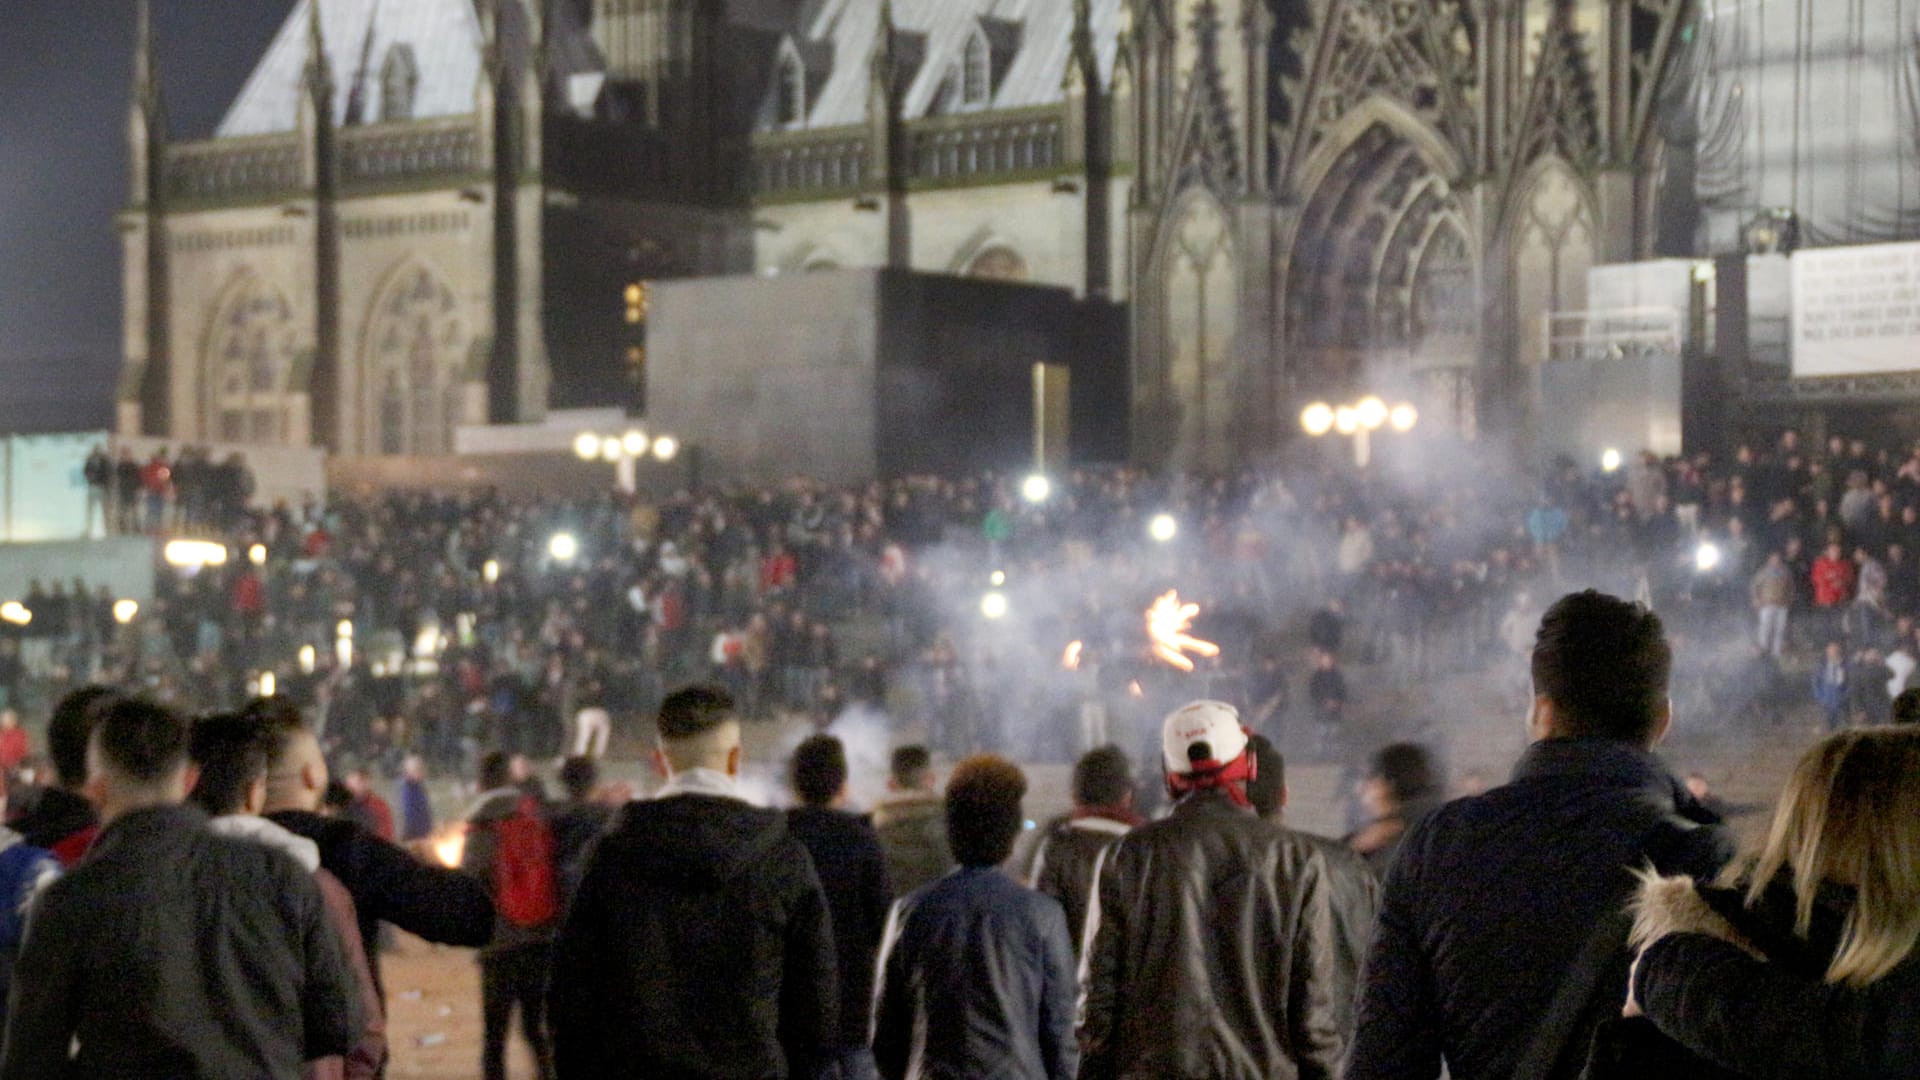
[1062,640,1083,671]
[1145,590,1220,673]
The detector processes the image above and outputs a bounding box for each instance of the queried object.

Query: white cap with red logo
[1161,700,1250,775]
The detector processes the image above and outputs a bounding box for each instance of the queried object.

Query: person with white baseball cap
[1077,701,1345,1080]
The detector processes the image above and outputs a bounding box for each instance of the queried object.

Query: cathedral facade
[122,0,1695,466]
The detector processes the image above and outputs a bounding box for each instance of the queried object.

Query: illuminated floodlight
[336,619,354,641]
[1021,474,1052,504]
[600,438,623,463]
[549,532,580,563]
[980,591,1009,620]
[1601,448,1624,474]
[248,543,268,566]
[163,540,229,569]
[1334,407,1361,436]
[258,671,277,698]
[1301,403,1335,437]
[483,558,501,584]
[621,429,651,457]
[990,570,1007,587]
[1389,404,1419,433]
[299,644,317,674]
[1355,396,1389,430]
[652,436,680,462]
[0,603,29,628]
[573,432,602,461]
[1695,542,1723,574]
[1149,514,1179,543]
[112,599,139,625]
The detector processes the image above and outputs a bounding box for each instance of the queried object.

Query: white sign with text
[1793,241,1920,377]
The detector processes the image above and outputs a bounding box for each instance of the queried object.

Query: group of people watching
[83,443,255,536]
[0,586,1908,1078]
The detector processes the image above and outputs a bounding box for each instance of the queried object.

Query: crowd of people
[0,586,1916,1077]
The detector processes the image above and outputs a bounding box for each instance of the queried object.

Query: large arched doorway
[360,261,473,455]
[1287,115,1481,434]
[1163,192,1239,470]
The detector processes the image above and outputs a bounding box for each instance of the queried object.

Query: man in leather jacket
[1078,701,1344,1080]
[1025,744,1139,957]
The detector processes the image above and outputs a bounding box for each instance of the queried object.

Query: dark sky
[0,1,294,433]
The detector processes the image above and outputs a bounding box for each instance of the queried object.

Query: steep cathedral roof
[217,0,602,137]
[733,0,1123,128]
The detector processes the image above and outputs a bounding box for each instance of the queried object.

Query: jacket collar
[656,768,745,804]
[93,803,208,853]
[209,813,321,872]
[1510,738,1699,810]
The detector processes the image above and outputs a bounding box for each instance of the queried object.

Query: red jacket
[1812,557,1857,608]
[0,727,27,771]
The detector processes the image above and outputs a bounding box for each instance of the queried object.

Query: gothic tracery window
[962,29,992,108]
[775,52,805,128]
[381,45,419,123]
[207,276,296,444]
[365,264,468,455]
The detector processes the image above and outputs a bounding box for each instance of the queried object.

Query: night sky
[0,1,293,433]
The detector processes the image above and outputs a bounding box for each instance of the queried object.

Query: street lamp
[1301,394,1419,467]
[572,433,602,461]
[574,429,682,491]
[1149,514,1179,543]
[1021,474,1052,504]
[549,532,580,563]
[980,591,1009,620]
[1601,448,1624,474]
[621,429,651,457]
[652,436,680,462]
[112,599,139,624]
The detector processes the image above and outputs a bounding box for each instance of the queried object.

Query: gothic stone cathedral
[122,0,1693,468]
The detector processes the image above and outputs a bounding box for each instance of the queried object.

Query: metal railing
[1544,306,1685,363]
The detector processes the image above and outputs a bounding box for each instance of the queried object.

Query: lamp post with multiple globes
[1299,395,1419,467]
[572,428,681,493]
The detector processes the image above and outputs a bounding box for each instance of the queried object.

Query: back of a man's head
[945,754,1026,868]
[478,751,513,793]
[1530,590,1672,745]
[559,755,599,801]
[890,745,933,791]
[90,698,190,810]
[1893,688,1920,726]
[790,735,848,808]
[248,695,327,812]
[656,685,740,773]
[188,713,273,817]
[1244,734,1286,821]
[1071,745,1133,811]
[49,685,119,789]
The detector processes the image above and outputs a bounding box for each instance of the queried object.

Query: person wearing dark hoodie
[1624,728,1920,1078]
[250,696,494,1002]
[187,712,386,1080]
[460,751,559,1080]
[11,686,117,865]
[551,685,836,1079]
[1022,743,1139,958]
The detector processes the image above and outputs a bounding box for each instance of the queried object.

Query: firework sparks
[433,827,467,869]
[1146,590,1220,673]
[1063,641,1084,671]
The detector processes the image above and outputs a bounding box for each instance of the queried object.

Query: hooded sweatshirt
[551,789,838,1079]
[210,815,387,1080]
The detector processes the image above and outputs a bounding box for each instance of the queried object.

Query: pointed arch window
[776,52,806,128]
[381,44,419,123]
[962,29,992,107]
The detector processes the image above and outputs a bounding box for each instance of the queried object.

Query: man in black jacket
[1024,744,1138,957]
[0,697,360,1079]
[11,686,117,865]
[786,734,892,1080]
[872,754,1076,1080]
[1348,590,1737,1080]
[252,697,494,999]
[1079,700,1344,1080]
[551,685,836,1078]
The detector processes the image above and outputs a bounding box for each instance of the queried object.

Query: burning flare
[1062,641,1084,671]
[1146,591,1220,673]
[432,827,467,870]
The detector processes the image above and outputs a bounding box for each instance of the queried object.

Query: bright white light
[1021,474,1052,503]
[621,429,651,457]
[258,671,277,698]
[1356,396,1389,430]
[1389,404,1418,433]
[1149,514,1179,543]
[336,619,354,640]
[483,558,500,584]
[336,637,353,669]
[1601,448,1623,473]
[1334,407,1361,436]
[652,436,680,462]
[549,532,580,562]
[1695,542,1723,574]
[299,644,317,674]
[248,543,267,566]
[1301,403,1335,437]
[600,438,623,463]
[112,599,139,625]
[990,570,1006,587]
[980,591,1009,620]
[0,603,30,628]
[573,432,602,461]
[163,540,229,569]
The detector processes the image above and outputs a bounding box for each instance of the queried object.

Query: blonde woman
[1628,728,1920,1077]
